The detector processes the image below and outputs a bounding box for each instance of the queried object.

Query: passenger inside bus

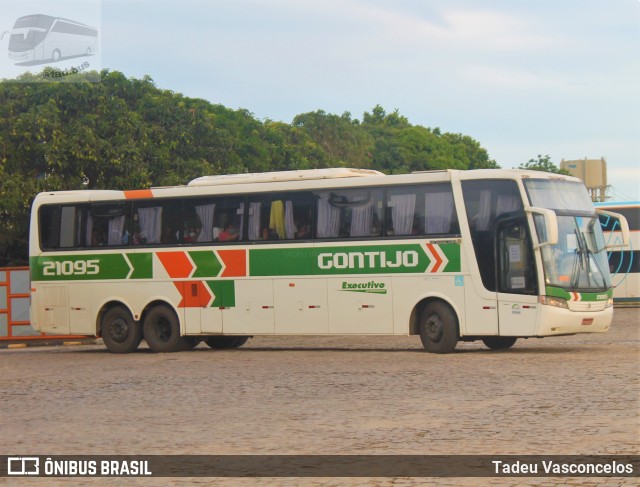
[91,229,105,246]
[219,223,239,241]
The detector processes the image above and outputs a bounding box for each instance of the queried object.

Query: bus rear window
[39,205,83,250]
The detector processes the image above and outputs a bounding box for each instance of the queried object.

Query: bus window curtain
[237,202,245,241]
[317,197,340,238]
[138,207,163,244]
[350,202,373,237]
[425,191,453,234]
[248,202,262,240]
[85,213,93,246]
[476,191,492,231]
[285,201,297,240]
[195,203,215,242]
[107,215,125,246]
[496,194,520,216]
[390,194,415,235]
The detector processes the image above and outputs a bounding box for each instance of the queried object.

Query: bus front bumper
[9,50,35,62]
[536,305,613,336]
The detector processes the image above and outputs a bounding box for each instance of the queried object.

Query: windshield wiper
[570,227,592,289]
[582,230,608,288]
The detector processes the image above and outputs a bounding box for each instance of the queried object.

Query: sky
[2,0,639,200]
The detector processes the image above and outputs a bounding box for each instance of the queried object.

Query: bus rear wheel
[204,336,249,349]
[482,336,517,350]
[181,336,202,350]
[419,301,459,354]
[101,305,142,354]
[143,305,185,353]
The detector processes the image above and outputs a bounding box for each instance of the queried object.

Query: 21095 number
[42,259,100,276]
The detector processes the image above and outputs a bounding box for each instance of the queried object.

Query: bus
[29,168,630,354]
[1,14,97,63]
[594,201,639,305]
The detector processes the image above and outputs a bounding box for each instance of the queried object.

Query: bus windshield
[524,179,611,290]
[539,215,611,290]
[8,15,54,52]
[524,178,594,211]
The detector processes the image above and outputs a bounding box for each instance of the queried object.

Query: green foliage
[0,71,498,264]
[519,154,569,174]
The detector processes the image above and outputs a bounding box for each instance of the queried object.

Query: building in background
[561,158,608,202]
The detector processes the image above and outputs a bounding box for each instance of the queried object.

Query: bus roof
[188,168,385,186]
[32,168,585,204]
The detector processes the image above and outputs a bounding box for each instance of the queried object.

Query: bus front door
[496,218,538,336]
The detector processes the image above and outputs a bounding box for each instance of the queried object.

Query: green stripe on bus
[441,243,462,273]
[31,254,130,281]
[127,253,153,279]
[205,280,235,307]
[31,253,153,281]
[249,243,461,277]
[190,250,223,278]
[545,286,612,301]
[30,242,462,281]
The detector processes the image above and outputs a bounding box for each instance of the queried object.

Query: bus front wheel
[101,305,142,354]
[419,301,459,354]
[482,336,517,350]
[52,49,61,62]
[143,305,184,353]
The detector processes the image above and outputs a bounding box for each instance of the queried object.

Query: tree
[292,110,374,167]
[519,154,569,174]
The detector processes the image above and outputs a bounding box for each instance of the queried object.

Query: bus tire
[101,305,142,354]
[482,336,517,350]
[204,336,250,349]
[52,49,61,62]
[419,301,459,353]
[180,336,202,350]
[143,305,184,353]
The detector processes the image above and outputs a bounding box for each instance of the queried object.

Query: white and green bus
[595,201,639,305]
[29,168,629,353]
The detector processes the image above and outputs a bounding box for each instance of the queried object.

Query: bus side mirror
[596,209,630,249]
[525,206,558,249]
[1,31,9,40]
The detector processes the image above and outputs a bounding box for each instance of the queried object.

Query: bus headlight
[539,295,569,309]
[606,297,614,308]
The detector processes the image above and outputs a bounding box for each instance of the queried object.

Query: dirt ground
[1,308,638,486]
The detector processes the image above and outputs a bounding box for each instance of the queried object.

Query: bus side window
[132,204,162,245]
[39,205,61,250]
[386,187,422,236]
[88,203,130,247]
[184,199,213,243]
[424,185,458,235]
[462,180,524,292]
[315,189,383,239]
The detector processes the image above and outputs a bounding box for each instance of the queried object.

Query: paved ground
[1,308,638,486]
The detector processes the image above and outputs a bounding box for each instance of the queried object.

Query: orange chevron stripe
[218,249,246,277]
[426,243,444,273]
[157,251,193,278]
[173,281,212,308]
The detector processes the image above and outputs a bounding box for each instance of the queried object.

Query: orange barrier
[0,267,88,341]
